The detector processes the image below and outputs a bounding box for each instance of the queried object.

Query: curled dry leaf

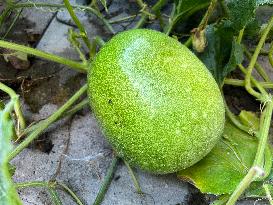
[2,48,30,70]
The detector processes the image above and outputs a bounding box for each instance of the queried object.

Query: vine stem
[7,84,87,161]
[16,181,49,188]
[237,28,245,44]
[243,45,270,82]
[93,156,119,205]
[269,41,273,68]
[184,36,192,47]
[57,182,84,205]
[224,79,273,89]
[253,97,273,166]
[198,0,218,31]
[0,40,87,72]
[0,82,25,131]
[238,64,267,97]
[190,0,218,50]
[48,188,63,205]
[13,2,115,34]
[227,98,273,205]
[20,98,89,138]
[16,181,84,205]
[63,0,91,50]
[123,160,143,194]
[225,103,256,135]
[16,181,63,205]
[0,2,13,30]
[2,8,22,39]
[226,166,265,205]
[134,0,168,29]
[164,3,210,35]
[245,15,273,100]
[109,15,137,24]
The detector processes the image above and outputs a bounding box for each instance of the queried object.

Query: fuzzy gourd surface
[88,29,225,174]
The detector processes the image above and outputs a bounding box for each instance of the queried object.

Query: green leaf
[224,0,273,32]
[0,101,22,205]
[226,0,256,31]
[238,110,259,132]
[197,22,243,85]
[177,120,271,195]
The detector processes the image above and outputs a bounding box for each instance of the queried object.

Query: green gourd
[88,29,225,174]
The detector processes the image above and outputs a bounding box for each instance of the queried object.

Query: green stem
[237,28,245,44]
[90,36,106,59]
[184,36,192,47]
[48,188,63,205]
[223,97,255,135]
[269,41,273,68]
[57,182,84,205]
[245,15,273,100]
[198,0,218,31]
[68,29,88,64]
[0,5,13,30]
[189,0,217,49]
[16,181,49,188]
[226,166,264,205]
[224,79,273,89]
[94,36,106,47]
[123,160,143,194]
[0,82,26,131]
[16,181,62,205]
[250,48,269,55]
[21,98,89,138]
[243,45,270,82]
[63,0,91,50]
[0,40,87,72]
[164,3,210,35]
[2,9,22,39]
[134,0,168,29]
[227,98,273,205]
[253,97,273,166]
[239,64,267,98]
[93,156,119,205]
[14,2,115,34]
[7,84,87,161]
[109,15,137,24]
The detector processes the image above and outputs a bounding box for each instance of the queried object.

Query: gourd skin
[88,29,225,174]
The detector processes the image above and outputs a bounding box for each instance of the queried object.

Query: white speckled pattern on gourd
[87,29,225,174]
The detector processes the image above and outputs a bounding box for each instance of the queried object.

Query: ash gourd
[88,29,225,174]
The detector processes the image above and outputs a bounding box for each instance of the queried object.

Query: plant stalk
[0,82,25,131]
[57,182,84,205]
[93,156,119,205]
[245,15,273,100]
[124,160,143,194]
[227,98,273,205]
[0,40,87,72]
[224,79,273,89]
[7,85,87,161]
[63,0,91,50]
